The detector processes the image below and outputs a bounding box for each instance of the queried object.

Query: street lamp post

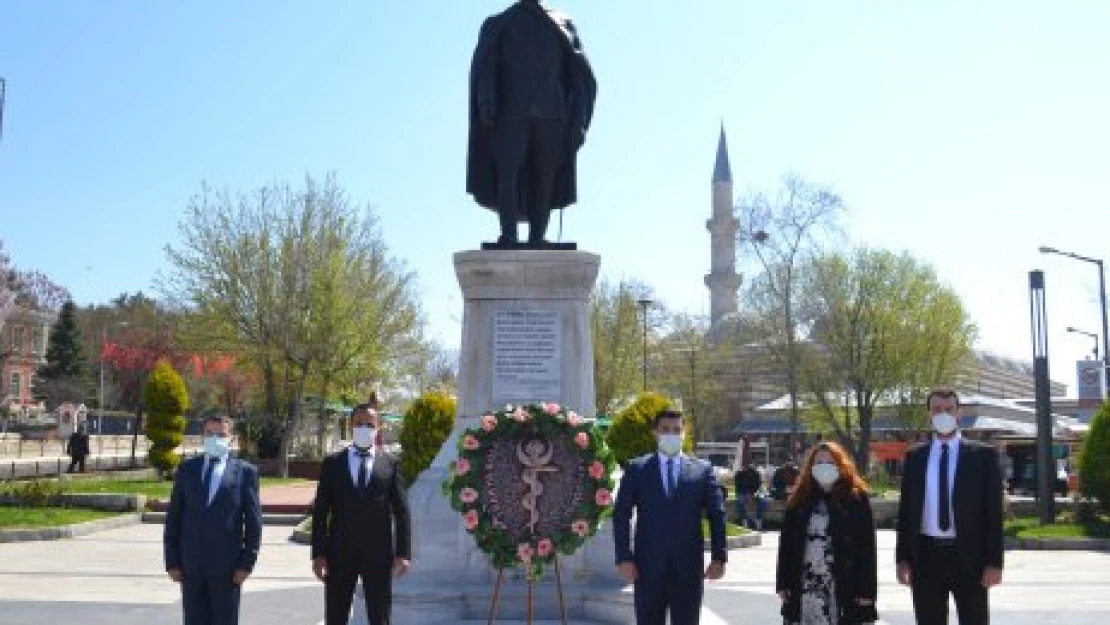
[637,298,653,392]
[1040,246,1109,398]
[1066,326,1100,360]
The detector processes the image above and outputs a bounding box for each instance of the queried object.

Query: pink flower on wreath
[543,402,561,415]
[566,411,581,426]
[594,488,613,507]
[537,538,554,558]
[480,414,498,432]
[575,432,590,449]
[463,434,481,450]
[464,509,480,532]
[571,519,590,537]
[460,487,479,504]
[588,461,606,480]
[512,406,529,422]
[455,458,471,476]
[517,543,534,562]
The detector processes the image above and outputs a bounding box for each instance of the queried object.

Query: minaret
[704,124,740,326]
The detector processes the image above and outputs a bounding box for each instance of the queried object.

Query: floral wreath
[442,402,617,579]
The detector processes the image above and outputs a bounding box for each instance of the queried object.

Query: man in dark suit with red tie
[311,403,411,625]
[613,409,728,625]
[896,388,1004,624]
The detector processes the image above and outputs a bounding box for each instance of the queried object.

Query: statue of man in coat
[466,0,597,247]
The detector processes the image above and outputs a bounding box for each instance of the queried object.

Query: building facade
[1,307,54,416]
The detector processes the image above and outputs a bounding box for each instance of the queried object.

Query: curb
[0,512,142,543]
[141,511,307,526]
[706,532,762,550]
[1005,536,1110,551]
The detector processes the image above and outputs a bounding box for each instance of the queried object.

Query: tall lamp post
[1029,270,1054,523]
[0,76,6,144]
[637,298,653,392]
[1067,326,1099,360]
[1039,246,1109,398]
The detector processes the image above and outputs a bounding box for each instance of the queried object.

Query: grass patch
[1005,515,1110,539]
[702,519,750,538]
[0,505,119,529]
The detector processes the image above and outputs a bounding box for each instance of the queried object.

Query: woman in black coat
[776,441,878,625]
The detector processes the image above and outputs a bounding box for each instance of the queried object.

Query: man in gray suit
[165,414,262,625]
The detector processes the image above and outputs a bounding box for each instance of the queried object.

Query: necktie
[666,458,676,498]
[939,443,951,532]
[201,459,218,506]
[357,453,370,490]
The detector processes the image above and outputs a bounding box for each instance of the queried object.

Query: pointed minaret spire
[706,122,740,326]
[712,122,732,184]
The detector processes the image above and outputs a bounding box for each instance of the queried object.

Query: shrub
[144,361,190,478]
[398,391,456,484]
[606,392,693,465]
[1079,401,1110,511]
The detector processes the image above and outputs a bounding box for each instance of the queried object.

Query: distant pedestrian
[733,462,763,529]
[66,425,90,473]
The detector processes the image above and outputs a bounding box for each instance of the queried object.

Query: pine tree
[144,360,190,477]
[35,301,88,406]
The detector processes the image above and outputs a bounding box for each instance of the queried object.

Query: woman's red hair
[787,440,869,509]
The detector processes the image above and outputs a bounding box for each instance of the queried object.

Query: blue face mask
[204,435,231,458]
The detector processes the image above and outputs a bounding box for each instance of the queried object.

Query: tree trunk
[856,397,873,475]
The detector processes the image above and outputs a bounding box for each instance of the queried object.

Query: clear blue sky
[3,1,1108,392]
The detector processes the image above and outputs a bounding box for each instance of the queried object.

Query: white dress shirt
[201,454,228,506]
[922,433,961,538]
[656,452,683,497]
[348,445,376,487]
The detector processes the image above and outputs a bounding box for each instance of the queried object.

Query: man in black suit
[312,403,411,625]
[66,424,90,473]
[613,410,727,625]
[164,415,262,625]
[896,388,1004,624]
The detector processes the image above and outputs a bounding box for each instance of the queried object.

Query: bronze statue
[466,0,597,248]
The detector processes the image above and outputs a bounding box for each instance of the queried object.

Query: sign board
[1076,360,1106,419]
[491,310,561,406]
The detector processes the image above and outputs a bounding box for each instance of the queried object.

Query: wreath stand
[486,555,569,625]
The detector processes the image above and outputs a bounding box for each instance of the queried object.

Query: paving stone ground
[2,524,1108,624]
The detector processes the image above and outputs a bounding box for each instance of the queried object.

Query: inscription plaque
[492,310,561,405]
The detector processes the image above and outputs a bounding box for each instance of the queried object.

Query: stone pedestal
[350,250,633,624]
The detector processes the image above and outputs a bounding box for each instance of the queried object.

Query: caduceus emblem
[517,439,559,535]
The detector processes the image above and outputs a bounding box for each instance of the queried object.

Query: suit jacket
[164,455,262,575]
[66,432,90,457]
[311,449,411,568]
[895,439,1005,577]
[777,493,879,624]
[613,454,727,581]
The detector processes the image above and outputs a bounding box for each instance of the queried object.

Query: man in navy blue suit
[164,414,262,625]
[613,409,728,625]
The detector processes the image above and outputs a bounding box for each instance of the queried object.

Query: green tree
[798,247,976,472]
[164,175,424,477]
[398,391,456,484]
[1080,401,1110,511]
[35,301,89,407]
[606,392,694,465]
[144,360,190,477]
[591,279,654,415]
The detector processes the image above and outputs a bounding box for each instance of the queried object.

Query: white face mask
[203,435,230,458]
[811,462,840,490]
[657,433,683,457]
[932,412,959,436]
[352,426,377,449]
